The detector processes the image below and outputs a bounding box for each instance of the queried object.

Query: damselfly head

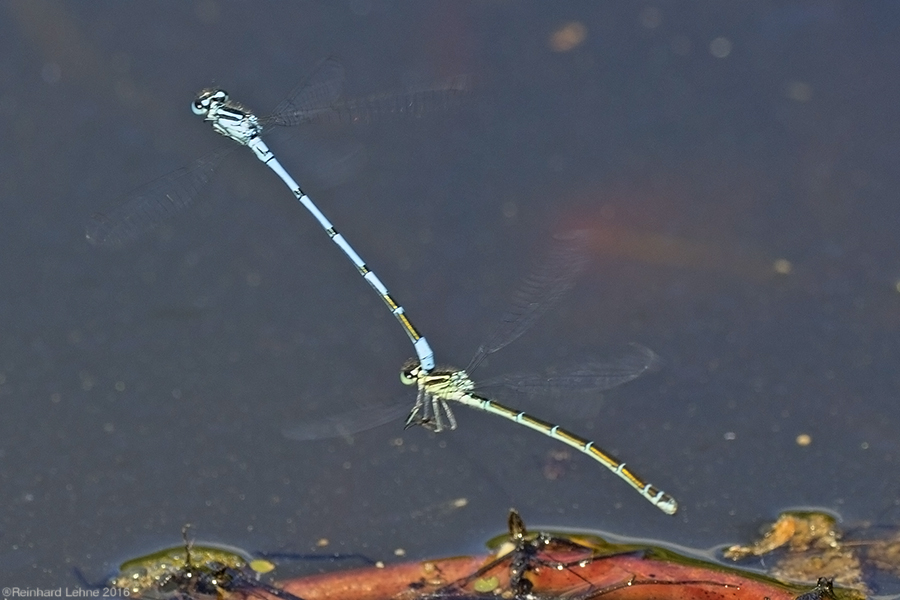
[192,89,229,115]
[400,358,422,385]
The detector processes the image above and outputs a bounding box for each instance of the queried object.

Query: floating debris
[724,511,878,594]
[864,532,900,577]
[108,526,290,600]
[276,509,830,600]
[725,512,841,560]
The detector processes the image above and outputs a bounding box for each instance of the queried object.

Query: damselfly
[289,231,677,514]
[87,58,468,372]
[400,231,676,513]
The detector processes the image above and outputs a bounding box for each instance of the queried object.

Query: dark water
[2,0,899,589]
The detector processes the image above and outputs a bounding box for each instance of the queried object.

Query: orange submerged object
[277,553,799,600]
[114,511,867,600]
[270,511,848,600]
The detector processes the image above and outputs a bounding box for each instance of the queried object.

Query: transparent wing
[327,73,472,123]
[282,404,408,441]
[478,344,661,393]
[85,146,232,247]
[267,57,347,127]
[468,230,593,372]
[268,58,472,127]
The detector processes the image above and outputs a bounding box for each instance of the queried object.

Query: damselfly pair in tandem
[90,59,677,515]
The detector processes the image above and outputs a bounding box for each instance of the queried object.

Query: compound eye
[191,89,228,115]
[400,360,420,385]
